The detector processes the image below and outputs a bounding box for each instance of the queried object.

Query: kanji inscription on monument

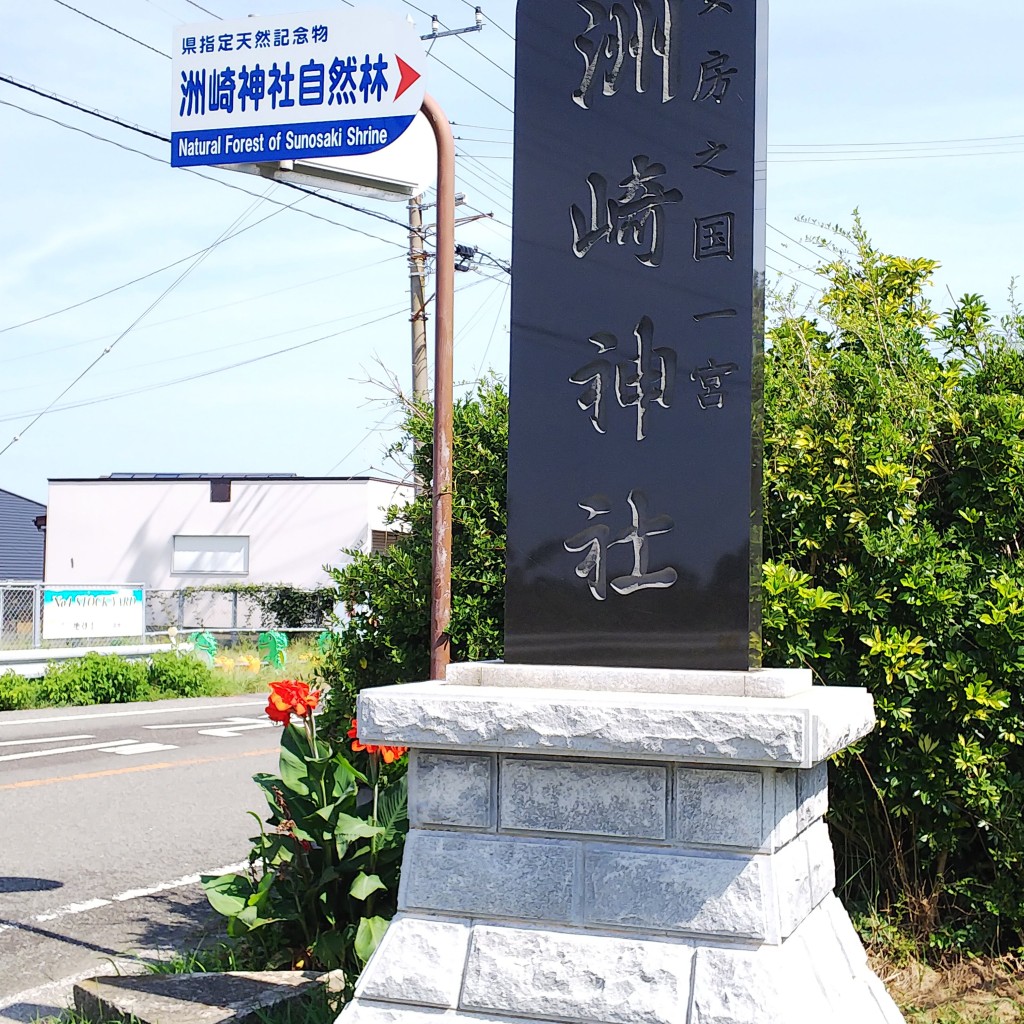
[505,0,767,670]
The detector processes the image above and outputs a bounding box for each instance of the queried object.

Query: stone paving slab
[73,969,342,1024]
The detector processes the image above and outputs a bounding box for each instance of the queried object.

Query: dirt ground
[872,953,1024,1023]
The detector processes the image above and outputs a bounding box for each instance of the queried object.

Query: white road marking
[33,898,112,923]
[0,739,139,762]
[111,861,247,901]
[198,719,274,737]
[4,701,266,728]
[0,734,94,747]
[105,742,178,756]
[144,716,270,731]
[0,860,250,937]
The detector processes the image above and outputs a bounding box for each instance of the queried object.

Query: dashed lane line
[4,701,266,728]
[0,860,248,935]
[0,739,140,762]
[0,734,94,747]
[0,745,278,791]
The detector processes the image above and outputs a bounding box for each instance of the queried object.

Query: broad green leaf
[202,873,252,917]
[279,724,312,796]
[354,916,391,965]
[350,872,387,900]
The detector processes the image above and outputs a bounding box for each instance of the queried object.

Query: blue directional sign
[171,8,426,168]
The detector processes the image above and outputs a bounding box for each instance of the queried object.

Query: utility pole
[408,194,429,405]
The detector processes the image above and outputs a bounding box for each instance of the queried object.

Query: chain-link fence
[0,582,336,649]
[146,586,336,638]
[0,581,42,649]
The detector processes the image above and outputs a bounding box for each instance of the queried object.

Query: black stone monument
[505,0,767,671]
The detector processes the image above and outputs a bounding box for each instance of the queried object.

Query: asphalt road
[0,696,281,1022]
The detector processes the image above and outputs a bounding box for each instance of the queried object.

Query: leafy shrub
[0,671,41,711]
[315,223,1024,956]
[319,380,507,737]
[762,215,1024,952]
[40,653,150,706]
[147,651,215,697]
[203,685,406,978]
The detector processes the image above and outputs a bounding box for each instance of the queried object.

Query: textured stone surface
[74,970,338,1024]
[772,768,798,848]
[409,751,494,830]
[446,661,812,698]
[340,1003,515,1024]
[358,681,876,766]
[584,848,770,940]
[797,759,829,831]
[773,835,811,938]
[460,925,693,1024]
[400,830,578,922]
[355,916,470,1008]
[810,687,877,763]
[865,971,909,1024]
[675,767,764,848]
[822,893,869,973]
[501,758,667,839]
[805,820,837,907]
[689,947,793,1024]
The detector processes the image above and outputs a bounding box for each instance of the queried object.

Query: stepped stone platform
[338,664,905,1024]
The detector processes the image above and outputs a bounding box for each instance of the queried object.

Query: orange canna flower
[348,718,407,763]
[265,679,321,727]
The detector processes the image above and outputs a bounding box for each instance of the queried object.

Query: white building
[43,473,412,591]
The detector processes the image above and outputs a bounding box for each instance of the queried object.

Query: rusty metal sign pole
[422,94,455,681]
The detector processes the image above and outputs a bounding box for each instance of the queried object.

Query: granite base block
[337,669,902,1024]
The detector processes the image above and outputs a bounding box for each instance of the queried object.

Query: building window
[210,480,231,502]
[172,535,249,575]
[371,529,399,553]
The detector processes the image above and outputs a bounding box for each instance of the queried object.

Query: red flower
[348,718,407,763]
[265,679,321,727]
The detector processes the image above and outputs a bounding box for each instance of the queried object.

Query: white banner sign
[43,587,145,641]
[171,7,427,167]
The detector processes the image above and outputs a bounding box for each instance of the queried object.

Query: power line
[0,306,408,426]
[766,245,817,276]
[455,0,515,42]
[1,253,404,359]
[0,188,276,458]
[450,121,513,133]
[181,0,222,17]
[767,223,827,265]
[766,264,821,292]
[429,48,514,114]
[0,187,311,335]
[478,278,511,370]
[0,279,491,424]
[5,71,418,237]
[769,148,1024,165]
[49,0,170,58]
[771,131,1024,149]
[454,28,514,81]
[453,135,513,145]
[0,84,408,248]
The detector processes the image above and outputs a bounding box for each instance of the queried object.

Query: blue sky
[2,0,1023,504]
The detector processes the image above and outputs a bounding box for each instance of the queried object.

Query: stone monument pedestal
[338,664,904,1024]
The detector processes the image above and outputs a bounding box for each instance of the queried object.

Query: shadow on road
[0,878,63,894]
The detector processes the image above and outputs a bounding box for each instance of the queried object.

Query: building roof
[0,487,46,579]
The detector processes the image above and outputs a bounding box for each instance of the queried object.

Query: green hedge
[317,220,1024,956]
[0,651,216,710]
